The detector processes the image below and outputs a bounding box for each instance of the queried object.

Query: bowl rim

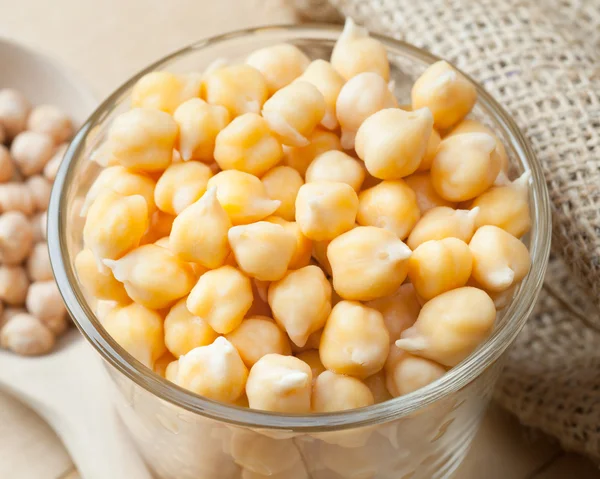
[48,23,552,431]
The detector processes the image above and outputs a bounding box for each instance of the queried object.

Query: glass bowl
[48,24,551,479]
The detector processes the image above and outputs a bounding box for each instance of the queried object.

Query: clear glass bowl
[48,24,551,479]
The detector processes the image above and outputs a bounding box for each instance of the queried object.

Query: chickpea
[246,278,272,317]
[201,64,268,117]
[264,216,312,270]
[3,307,25,325]
[320,300,390,379]
[396,286,496,366]
[305,150,365,192]
[153,352,176,377]
[164,359,179,382]
[207,170,280,225]
[312,370,374,412]
[246,43,310,94]
[366,283,420,343]
[246,354,312,413]
[154,161,212,215]
[214,113,283,176]
[107,108,178,172]
[10,131,55,176]
[384,347,446,397]
[0,265,29,306]
[336,72,397,149]
[164,297,218,358]
[0,183,35,215]
[75,248,130,303]
[331,18,390,81]
[31,212,46,243]
[469,225,531,293]
[0,145,15,183]
[295,181,358,241]
[281,128,342,177]
[416,128,442,172]
[431,133,502,201]
[311,238,332,275]
[363,370,392,403]
[131,71,202,114]
[295,349,325,382]
[26,281,67,335]
[139,210,175,246]
[229,221,296,281]
[26,242,53,282]
[0,211,33,265]
[27,105,73,144]
[261,166,303,221]
[407,206,479,250]
[411,61,477,129]
[268,265,331,347]
[0,313,54,356]
[357,180,420,240]
[25,175,52,212]
[102,302,166,367]
[290,328,322,354]
[328,226,411,301]
[0,89,31,139]
[0,124,5,144]
[404,171,456,213]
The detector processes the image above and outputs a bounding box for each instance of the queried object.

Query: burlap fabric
[286,0,600,460]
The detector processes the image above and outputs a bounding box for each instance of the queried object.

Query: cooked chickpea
[246,354,312,413]
[261,166,303,221]
[312,370,374,412]
[131,71,202,114]
[0,265,29,305]
[295,181,358,241]
[295,349,325,382]
[290,329,322,355]
[328,226,411,301]
[407,206,479,250]
[0,183,35,215]
[0,89,31,139]
[416,128,441,172]
[404,171,455,213]
[396,287,496,366]
[411,60,477,129]
[469,225,531,293]
[336,72,397,149]
[139,210,175,245]
[107,108,178,172]
[367,283,420,343]
[268,265,331,347]
[320,300,390,378]
[26,281,67,335]
[164,297,218,357]
[75,248,130,303]
[311,238,332,275]
[246,43,310,94]
[264,216,312,269]
[214,113,283,176]
[207,170,280,225]
[26,242,53,282]
[24,175,51,212]
[363,370,392,403]
[10,131,55,176]
[27,105,73,144]
[201,64,268,117]
[226,316,291,367]
[305,150,365,192]
[153,352,176,377]
[187,265,253,334]
[246,278,272,317]
[0,313,54,356]
[0,146,14,183]
[281,128,342,177]
[384,347,446,397]
[0,211,33,265]
[357,180,420,239]
[154,161,212,215]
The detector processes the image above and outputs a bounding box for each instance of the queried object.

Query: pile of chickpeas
[0,89,73,355]
[78,19,532,413]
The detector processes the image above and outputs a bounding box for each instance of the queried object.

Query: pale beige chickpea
[404,171,456,213]
[363,370,392,403]
[246,354,312,413]
[164,297,218,358]
[407,206,479,250]
[396,286,496,366]
[131,71,203,114]
[0,183,35,215]
[431,133,502,201]
[0,89,31,139]
[469,225,531,293]
[320,300,390,379]
[25,175,52,212]
[312,370,374,412]
[263,217,312,270]
[335,72,397,149]
[261,166,303,221]
[295,181,358,241]
[27,105,73,144]
[214,113,283,177]
[30,212,46,243]
[0,145,15,183]
[154,161,212,215]
[281,128,342,177]
[26,281,68,335]
[10,131,55,176]
[75,248,130,303]
[366,283,420,343]
[173,98,230,161]
[305,150,365,192]
[328,226,412,301]
[43,143,67,181]
[26,242,53,282]
[0,313,54,356]
[384,347,446,397]
[357,180,420,240]
[0,211,33,265]
[411,60,477,129]
[295,349,325,382]
[355,108,434,180]
[0,265,29,305]
[246,43,310,94]
[268,265,331,347]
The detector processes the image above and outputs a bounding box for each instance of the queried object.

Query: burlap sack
[286,0,600,460]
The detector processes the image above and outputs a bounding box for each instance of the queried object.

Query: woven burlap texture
[287,0,600,460]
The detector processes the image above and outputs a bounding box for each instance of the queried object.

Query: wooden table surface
[0,0,598,477]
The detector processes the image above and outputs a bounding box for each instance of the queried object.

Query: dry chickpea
[411,61,477,130]
[0,265,29,305]
[106,107,178,172]
[25,175,52,212]
[305,150,365,192]
[366,283,420,343]
[264,216,312,270]
[0,89,31,139]
[228,221,296,281]
[431,133,502,201]
[30,212,46,243]
[261,166,303,221]
[154,161,212,215]
[331,18,390,82]
[153,352,176,377]
[10,131,55,176]
[0,145,14,183]
[396,287,496,366]
[246,43,310,94]
[164,297,218,358]
[139,210,175,246]
[404,171,456,213]
[357,180,420,240]
[407,206,479,250]
[295,349,325,382]
[27,105,73,144]
[2,307,25,326]
[246,354,312,413]
[26,242,53,282]
[281,128,342,177]
[0,183,35,215]
[328,226,412,301]
[207,170,280,225]
[312,370,374,412]
[363,370,392,403]
[268,265,331,347]
[320,300,390,379]
[201,64,268,117]
[75,248,130,303]
[214,113,283,176]
[131,71,203,114]
[335,72,397,149]
[173,98,230,161]
[0,211,33,265]
[26,281,68,335]
[384,347,446,397]
[0,313,54,356]
[295,181,358,241]
[469,225,531,293]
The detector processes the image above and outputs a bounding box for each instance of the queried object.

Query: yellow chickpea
[355,108,434,180]
[384,347,446,397]
[202,64,268,117]
[106,108,178,172]
[260,166,303,221]
[154,352,176,378]
[173,98,230,161]
[311,238,333,276]
[206,170,280,225]
[312,370,374,412]
[164,297,218,358]
[246,278,271,317]
[75,248,130,303]
[187,265,253,334]
[363,370,392,403]
[305,150,365,192]
[408,238,472,300]
[417,128,442,172]
[366,283,420,343]
[320,300,390,378]
[281,128,342,177]
[154,161,212,215]
[469,225,531,293]
[411,61,477,130]
[396,286,496,366]
[139,210,175,245]
[246,354,312,413]
[295,349,325,382]
[404,171,456,213]
[290,329,323,355]
[131,71,202,114]
[406,206,479,250]
[295,181,358,241]
[357,180,421,240]
[246,43,310,94]
[263,216,312,270]
[268,265,331,347]
[328,226,412,301]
